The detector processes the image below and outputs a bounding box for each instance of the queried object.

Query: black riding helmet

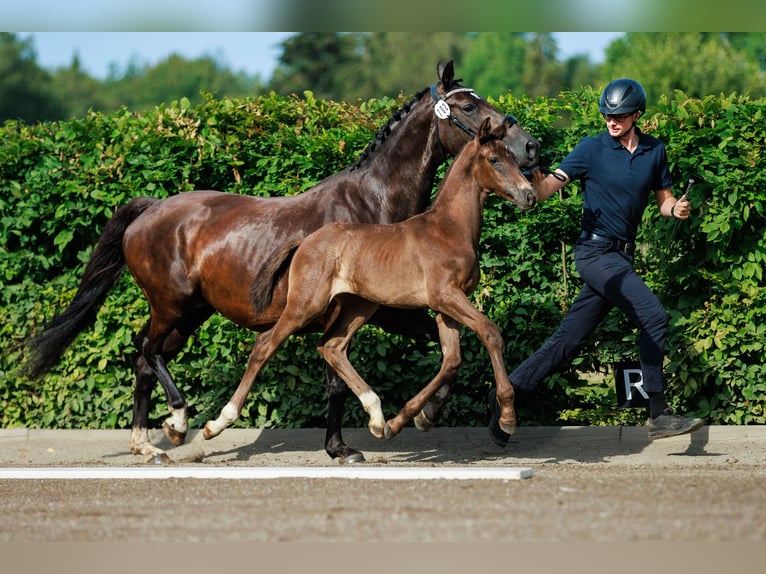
[599,78,646,115]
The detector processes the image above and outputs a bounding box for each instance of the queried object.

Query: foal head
[473,117,537,211]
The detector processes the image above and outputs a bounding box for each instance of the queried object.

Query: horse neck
[428,149,486,245]
[360,99,448,222]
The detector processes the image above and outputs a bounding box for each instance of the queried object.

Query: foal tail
[24,196,158,379]
[250,238,303,315]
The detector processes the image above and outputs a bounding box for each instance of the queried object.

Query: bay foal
[204,117,536,441]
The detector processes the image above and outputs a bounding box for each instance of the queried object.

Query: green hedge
[1,88,764,430]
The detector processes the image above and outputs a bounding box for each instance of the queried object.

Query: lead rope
[559,187,569,311]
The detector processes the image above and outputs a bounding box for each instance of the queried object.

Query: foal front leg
[435,292,516,435]
[385,313,462,438]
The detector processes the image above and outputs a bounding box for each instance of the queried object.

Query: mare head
[426,60,539,167]
[473,117,537,211]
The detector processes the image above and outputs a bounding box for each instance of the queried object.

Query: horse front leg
[325,364,366,464]
[385,313,461,438]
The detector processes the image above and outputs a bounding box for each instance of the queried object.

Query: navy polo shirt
[557,129,673,242]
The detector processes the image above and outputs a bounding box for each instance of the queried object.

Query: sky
[21,32,625,81]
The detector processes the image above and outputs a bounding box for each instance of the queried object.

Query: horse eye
[461,103,476,113]
[489,157,500,166]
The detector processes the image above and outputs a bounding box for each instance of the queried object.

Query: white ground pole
[0,466,532,480]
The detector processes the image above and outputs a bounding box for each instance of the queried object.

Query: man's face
[603,112,638,137]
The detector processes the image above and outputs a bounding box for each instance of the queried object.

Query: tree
[103,54,258,112]
[0,33,64,122]
[52,54,113,119]
[460,33,529,97]
[521,33,562,97]
[356,33,468,99]
[269,33,362,100]
[722,32,766,71]
[601,33,766,101]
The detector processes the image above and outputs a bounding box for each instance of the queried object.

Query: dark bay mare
[25,61,539,464]
[203,118,535,441]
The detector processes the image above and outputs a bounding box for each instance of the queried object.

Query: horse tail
[24,196,158,379]
[250,238,303,315]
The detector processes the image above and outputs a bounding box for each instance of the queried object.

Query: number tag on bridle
[434,100,451,119]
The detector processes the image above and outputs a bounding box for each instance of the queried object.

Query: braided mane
[349,86,430,171]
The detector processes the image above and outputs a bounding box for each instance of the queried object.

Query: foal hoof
[163,421,187,447]
[202,424,217,440]
[383,422,402,440]
[488,388,510,447]
[413,411,434,432]
[499,421,517,436]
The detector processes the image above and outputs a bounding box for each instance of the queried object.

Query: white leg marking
[166,403,188,434]
[359,391,385,436]
[130,427,167,460]
[206,402,240,437]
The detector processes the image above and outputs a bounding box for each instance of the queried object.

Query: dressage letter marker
[0,466,532,480]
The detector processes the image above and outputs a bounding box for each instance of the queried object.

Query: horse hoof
[338,451,366,465]
[144,452,172,465]
[202,424,217,440]
[500,421,517,436]
[413,411,434,432]
[163,421,187,446]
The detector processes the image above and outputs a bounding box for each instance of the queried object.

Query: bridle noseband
[429,83,518,153]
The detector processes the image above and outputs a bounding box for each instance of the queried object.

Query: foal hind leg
[318,298,385,438]
[385,313,462,438]
[203,314,306,439]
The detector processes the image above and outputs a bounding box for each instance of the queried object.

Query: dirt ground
[1,425,765,546]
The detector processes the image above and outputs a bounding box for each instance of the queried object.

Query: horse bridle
[429,83,518,153]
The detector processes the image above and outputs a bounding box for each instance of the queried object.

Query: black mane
[349,86,430,171]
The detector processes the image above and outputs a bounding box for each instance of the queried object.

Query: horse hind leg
[129,355,172,464]
[325,364,366,464]
[130,311,211,464]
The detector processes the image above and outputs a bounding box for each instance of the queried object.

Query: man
[490,78,704,445]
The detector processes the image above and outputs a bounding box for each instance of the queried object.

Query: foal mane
[349,87,429,171]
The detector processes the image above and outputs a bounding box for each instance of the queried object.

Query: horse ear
[478,117,492,143]
[491,118,507,140]
[438,60,455,87]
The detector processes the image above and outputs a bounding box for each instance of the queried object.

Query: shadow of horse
[195,425,724,466]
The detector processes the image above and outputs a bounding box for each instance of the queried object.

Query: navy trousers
[510,238,669,393]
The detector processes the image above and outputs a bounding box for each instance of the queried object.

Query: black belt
[580,232,636,256]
